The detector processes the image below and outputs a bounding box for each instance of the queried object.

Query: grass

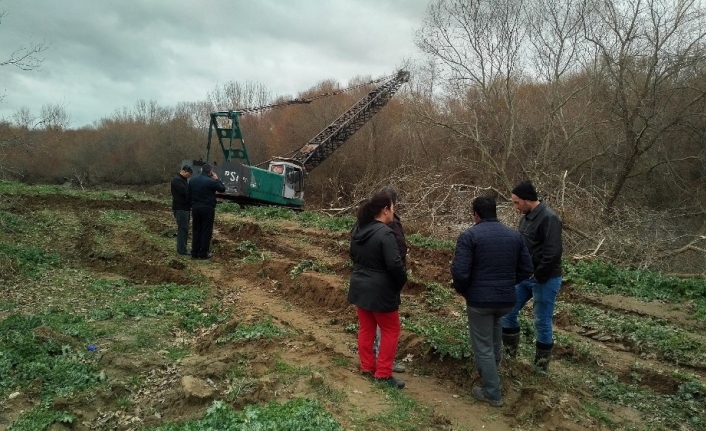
[361,385,435,431]
[0,243,61,279]
[145,398,343,431]
[564,259,706,319]
[3,181,706,431]
[290,259,332,278]
[561,302,706,367]
[0,312,102,400]
[216,318,287,343]
[407,233,455,250]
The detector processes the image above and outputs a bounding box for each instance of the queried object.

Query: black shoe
[375,376,405,389]
[178,250,191,255]
[192,252,213,260]
[472,386,503,407]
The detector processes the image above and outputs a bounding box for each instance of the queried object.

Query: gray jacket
[518,202,562,283]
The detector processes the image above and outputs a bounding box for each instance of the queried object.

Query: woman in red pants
[348,191,408,389]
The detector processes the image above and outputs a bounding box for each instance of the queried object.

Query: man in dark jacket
[451,195,533,407]
[170,165,192,255]
[187,164,225,260]
[502,180,563,373]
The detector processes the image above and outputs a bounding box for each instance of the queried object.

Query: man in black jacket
[502,180,563,373]
[187,164,225,260]
[170,165,192,255]
[452,195,533,407]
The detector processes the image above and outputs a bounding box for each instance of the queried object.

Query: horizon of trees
[2,0,705,273]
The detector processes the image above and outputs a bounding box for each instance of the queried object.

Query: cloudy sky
[0,0,430,128]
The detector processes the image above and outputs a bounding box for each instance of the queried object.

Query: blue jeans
[501,277,562,345]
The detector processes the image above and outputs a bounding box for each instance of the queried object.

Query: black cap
[511,180,538,201]
[201,164,212,174]
[181,165,193,173]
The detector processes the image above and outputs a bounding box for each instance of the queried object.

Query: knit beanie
[511,180,538,201]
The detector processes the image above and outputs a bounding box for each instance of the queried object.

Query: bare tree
[526,0,597,171]
[415,0,528,190]
[0,10,47,72]
[39,103,71,130]
[582,0,706,214]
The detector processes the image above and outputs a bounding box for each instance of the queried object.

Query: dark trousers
[191,206,215,258]
[467,306,513,401]
[173,210,190,254]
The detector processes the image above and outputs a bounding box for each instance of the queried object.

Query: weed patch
[216,319,287,343]
[290,259,331,278]
[147,398,342,431]
[407,233,455,250]
[0,313,101,400]
[0,244,61,278]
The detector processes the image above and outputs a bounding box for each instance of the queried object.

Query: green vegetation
[216,319,287,343]
[290,259,331,278]
[421,281,455,311]
[147,399,342,431]
[402,311,470,360]
[589,372,705,430]
[8,407,75,431]
[562,303,706,367]
[407,233,455,250]
[565,259,706,319]
[88,281,229,332]
[296,211,354,231]
[0,313,101,400]
[219,203,353,231]
[362,385,434,431]
[0,243,61,278]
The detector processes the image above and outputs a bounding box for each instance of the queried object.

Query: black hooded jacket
[348,221,407,312]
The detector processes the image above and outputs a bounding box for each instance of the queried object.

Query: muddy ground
[1,191,704,430]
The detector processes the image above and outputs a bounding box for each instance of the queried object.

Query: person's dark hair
[181,165,193,174]
[356,192,393,226]
[201,164,212,174]
[472,195,497,219]
[378,185,398,205]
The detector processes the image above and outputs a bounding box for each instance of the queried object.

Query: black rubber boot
[502,328,521,359]
[534,341,553,374]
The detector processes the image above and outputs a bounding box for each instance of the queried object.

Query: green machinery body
[182,70,410,208]
[183,111,305,208]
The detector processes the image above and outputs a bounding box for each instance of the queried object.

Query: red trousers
[356,307,400,378]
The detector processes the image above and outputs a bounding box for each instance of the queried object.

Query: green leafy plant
[0,313,99,400]
[8,406,74,431]
[296,211,354,231]
[0,244,61,278]
[290,259,331,279]
[407,233,455,250]
[216,319,287,343]
[146,398,342,431]
[422,282,455,310]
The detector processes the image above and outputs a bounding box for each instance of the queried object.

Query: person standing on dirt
[374,185,408,374]
[187,164,225,260]
[451,195,533,407]
[502,180,563,373]
[171,165,193,255]
[348,191,407,389]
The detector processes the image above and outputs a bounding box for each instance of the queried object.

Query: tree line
[2,0,705,274]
